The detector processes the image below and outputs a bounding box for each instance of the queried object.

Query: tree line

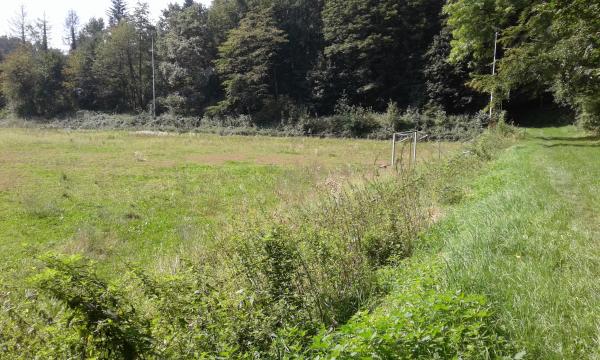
[0,0,598,130]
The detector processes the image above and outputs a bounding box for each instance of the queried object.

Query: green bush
[3,171,425,358]
[3,103,494,141]
[378,101,403,132]
[334,97,380,137]
[578,97,600,133]
[309,263,519,360]
[31,254,153,359]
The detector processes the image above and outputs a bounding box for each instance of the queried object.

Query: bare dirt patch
[0,178,15,191]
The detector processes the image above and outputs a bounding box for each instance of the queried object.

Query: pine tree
[108,0,128,27]
[9,5,28,43]
[29,14,51,52]
[64,10,80,51]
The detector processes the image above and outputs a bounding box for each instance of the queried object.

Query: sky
[0,0,212,50]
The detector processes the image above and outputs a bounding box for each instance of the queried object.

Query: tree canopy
[444,0,600,128]
[0,0,597,131]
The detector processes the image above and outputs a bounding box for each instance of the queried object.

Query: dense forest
[0,0,598,130]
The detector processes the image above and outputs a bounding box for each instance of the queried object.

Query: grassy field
[2,126,597,359]
[0,128,457,277]
[441,126,600,358]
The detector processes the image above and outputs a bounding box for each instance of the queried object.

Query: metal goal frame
[391,131,428,168]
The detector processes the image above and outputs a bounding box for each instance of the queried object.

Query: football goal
[390,130,428,168]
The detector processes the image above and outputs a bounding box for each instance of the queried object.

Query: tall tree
[9,5,28,43]
[93,22,139,111]
[207,0,250,45]
[108,0,129,27]
[29,13,51,52]
[132,1,154,110]
[443,0,529,63]
[424,28,484,114]
[65,18,106,110]
[271,0,325,106]
[64,10,80,51]
[159,2,217,115]
[317,0,444,112]
[445,0,600,128]
[213,8,288,121]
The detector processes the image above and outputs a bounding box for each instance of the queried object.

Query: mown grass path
[442,126,599,358]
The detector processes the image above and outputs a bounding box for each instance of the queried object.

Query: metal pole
[489,31,498,118]
[392,133,397,167]
[151,36,156,118]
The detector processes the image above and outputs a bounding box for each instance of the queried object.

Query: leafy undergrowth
[0,126,518,359]
[310,260,520,359]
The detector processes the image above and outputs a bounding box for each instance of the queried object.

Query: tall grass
[438,127,600,359]
[1,173,427,358]
[0,127,516,359]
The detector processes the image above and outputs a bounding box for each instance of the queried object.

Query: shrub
[333,97,381,137]
[3,102,493,141]
[162,94,187,116]
[30,254,152,359]
[14,171,426,359]
[578,97,600,132]
[376,101,405,133]
[309,262,519,359]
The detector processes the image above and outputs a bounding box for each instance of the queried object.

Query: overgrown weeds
[309,260,520,359]
[1,106,491,141]
[0,127,517,358]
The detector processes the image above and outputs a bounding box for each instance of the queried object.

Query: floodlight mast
[489,31,498,118]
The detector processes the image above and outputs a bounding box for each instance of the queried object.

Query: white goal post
[391,131,429,168]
